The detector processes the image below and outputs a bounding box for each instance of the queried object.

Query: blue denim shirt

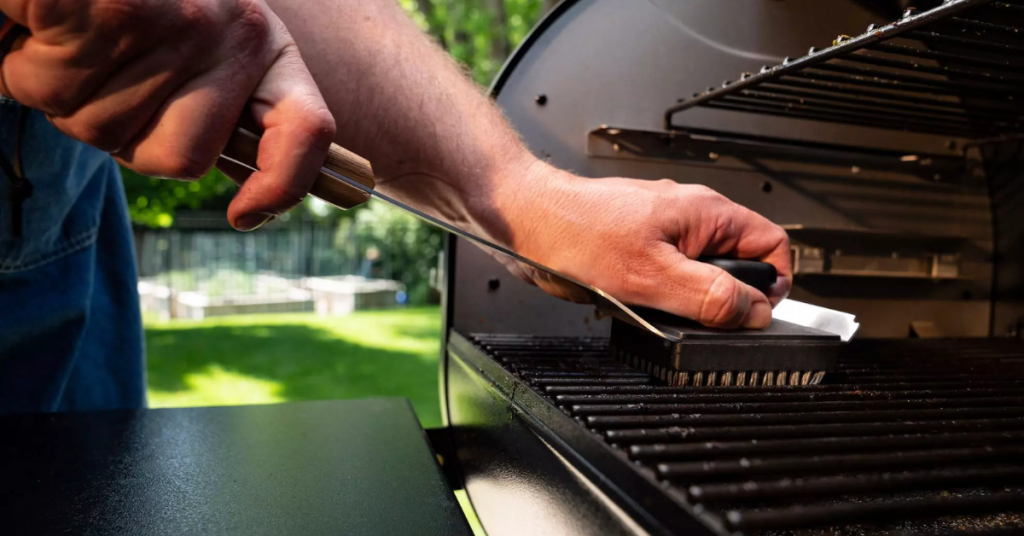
[0,95,145,413]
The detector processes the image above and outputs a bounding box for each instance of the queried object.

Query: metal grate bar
[868,42,1024,75]
[689,466,1024,504]
[724,493,1024,532]
[664,0,1024,140]
[629,431,1024,462]
[555,387,1024,406]
[586,407,1024,430]
[604,418,1024,445]
[544,380,1024,395]
[656,445,1024,483]
[571,397,1023,417]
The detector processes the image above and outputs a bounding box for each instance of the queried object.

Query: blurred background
[130,0,557,431]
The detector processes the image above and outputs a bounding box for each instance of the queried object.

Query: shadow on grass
[145,321,443,428]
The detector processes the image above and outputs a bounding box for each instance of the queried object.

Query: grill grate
[468,334,1024,534]
[665,0,1024,141]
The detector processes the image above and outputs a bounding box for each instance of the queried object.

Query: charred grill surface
[467,334,1024,534]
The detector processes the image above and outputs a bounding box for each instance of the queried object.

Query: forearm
[266,0,545,247]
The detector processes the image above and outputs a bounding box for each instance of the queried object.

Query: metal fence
[133,213,429,320]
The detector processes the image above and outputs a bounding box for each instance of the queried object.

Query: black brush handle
[698,257,777,295]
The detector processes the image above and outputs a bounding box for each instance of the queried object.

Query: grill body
[439,0,1024,533]
[448,332,1024,535]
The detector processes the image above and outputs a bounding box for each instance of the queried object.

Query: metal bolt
[708,152,720,161]
[612,143,621,152]
[851,165,861,174]
[535,94,548,106]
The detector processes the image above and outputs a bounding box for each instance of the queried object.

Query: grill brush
[610,258,848,387]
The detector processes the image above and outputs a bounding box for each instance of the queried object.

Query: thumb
[637,244,773,329]
[226,42,336,231]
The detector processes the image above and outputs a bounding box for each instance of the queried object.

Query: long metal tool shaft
[319,166,668,337]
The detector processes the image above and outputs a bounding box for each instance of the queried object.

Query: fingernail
[743,301,773,329]
[235,213,273,232]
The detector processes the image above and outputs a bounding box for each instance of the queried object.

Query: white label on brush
[773,300,859,342]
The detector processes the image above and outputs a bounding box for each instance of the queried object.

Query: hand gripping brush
[220,125,857,387]
[609,259,855,387]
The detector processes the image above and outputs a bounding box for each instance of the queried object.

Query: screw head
[535,94,548,106]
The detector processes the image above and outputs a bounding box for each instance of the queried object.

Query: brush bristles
[616,352,826,386]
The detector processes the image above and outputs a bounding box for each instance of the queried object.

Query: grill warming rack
[666,0,1024,142]
[464,333,1024,535]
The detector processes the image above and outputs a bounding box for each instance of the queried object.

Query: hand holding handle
[221,126,376,210]
[698,257,777,296]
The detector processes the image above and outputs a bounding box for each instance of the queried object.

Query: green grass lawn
[144,307,444,428]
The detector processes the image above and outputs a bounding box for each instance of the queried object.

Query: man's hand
[496,163,792,329]
[0,0,334,230]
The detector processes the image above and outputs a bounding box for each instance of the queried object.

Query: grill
[461,333,1024,534]
[441,0,1024,534]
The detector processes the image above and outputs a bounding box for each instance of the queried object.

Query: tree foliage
[398,0,554,85]
[122,0,552,228]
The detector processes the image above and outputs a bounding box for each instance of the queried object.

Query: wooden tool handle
[221,126,376,210]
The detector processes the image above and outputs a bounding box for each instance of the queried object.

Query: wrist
[478,155,584,257]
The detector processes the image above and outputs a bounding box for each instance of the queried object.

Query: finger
[684,196,792,307]
[225,43,335,231]
[112,61,255,181]
[637,243,773,329]
[47,44,200,152]
[711,208,792,306]
[0,21,159,116]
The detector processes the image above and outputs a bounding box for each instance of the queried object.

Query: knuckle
[298,105,337,148]
[689,184,719,197]
[229,0,272,52]
[93,0,149,30]
[771,226,790,248]
[175,0,224,40]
